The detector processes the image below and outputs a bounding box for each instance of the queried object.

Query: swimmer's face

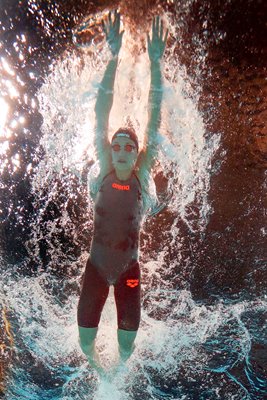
[111,137,138,173]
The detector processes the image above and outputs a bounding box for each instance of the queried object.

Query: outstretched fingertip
[160,20,164,39]
[156,15,160,31]
[152,17,156,34]
[116,11,121,25]
[164,28,169,44]
[101,19,106,34]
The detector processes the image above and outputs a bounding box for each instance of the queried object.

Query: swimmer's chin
[114,161,130,169]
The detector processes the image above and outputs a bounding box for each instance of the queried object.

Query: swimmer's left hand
[147,16,168,62]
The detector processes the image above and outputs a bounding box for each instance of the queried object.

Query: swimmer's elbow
[94,97,113,118]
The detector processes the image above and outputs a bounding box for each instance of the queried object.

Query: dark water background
[0,0,266,399]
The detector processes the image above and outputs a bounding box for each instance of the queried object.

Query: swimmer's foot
[105,354,127,378]
[119,344,135,363]
[87,347,105,376]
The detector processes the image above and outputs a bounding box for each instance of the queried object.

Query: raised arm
[137,17,168,181]
[94,10,124,175]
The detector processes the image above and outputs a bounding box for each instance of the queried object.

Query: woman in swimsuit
[77,10,168,367]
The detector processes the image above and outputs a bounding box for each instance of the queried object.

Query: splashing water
[35,11,220,233]
[1,5,266,400]
[2,264,266,399]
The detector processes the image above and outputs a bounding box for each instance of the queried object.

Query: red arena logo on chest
[112,183,130,191]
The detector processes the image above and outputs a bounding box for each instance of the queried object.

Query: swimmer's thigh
[77,258,109,328]
[114,261,141,331]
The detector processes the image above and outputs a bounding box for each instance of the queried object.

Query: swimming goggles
[111,144,136,152]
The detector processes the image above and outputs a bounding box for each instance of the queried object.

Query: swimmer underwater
[77,10,168,369]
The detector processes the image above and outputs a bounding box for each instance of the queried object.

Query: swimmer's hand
[147,16,168,62]
[102,10,124,57]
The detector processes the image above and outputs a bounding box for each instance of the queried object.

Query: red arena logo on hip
[126,279,139,288]
[112,183,130,191]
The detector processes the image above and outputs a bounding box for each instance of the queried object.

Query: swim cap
[111,128,139,151]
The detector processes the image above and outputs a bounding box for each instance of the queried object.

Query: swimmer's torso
[90,171,143,283]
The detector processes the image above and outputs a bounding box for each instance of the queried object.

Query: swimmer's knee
[117,328,137,360]
[78,326,98,355]
[117,328,137,346]
[118,320,139,331]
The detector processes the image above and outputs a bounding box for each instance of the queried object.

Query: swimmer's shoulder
[89,169,114,200]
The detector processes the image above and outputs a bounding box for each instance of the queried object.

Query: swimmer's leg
[78,326,102,371]
[78,326,97,358]
[117,329,137,361]
[77,258,109,371]
[114,261,141,362]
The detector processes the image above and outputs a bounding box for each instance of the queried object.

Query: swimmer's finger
[156,16,160,35]
[115,10,121,33]
[164,28,169,46]
[160,20,163,40]
[113,9,117,27]
[152,18,156,39]
[101,19,107,36]
[108,11,112,26]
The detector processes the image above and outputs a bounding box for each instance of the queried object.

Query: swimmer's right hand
[102,10,124,57]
